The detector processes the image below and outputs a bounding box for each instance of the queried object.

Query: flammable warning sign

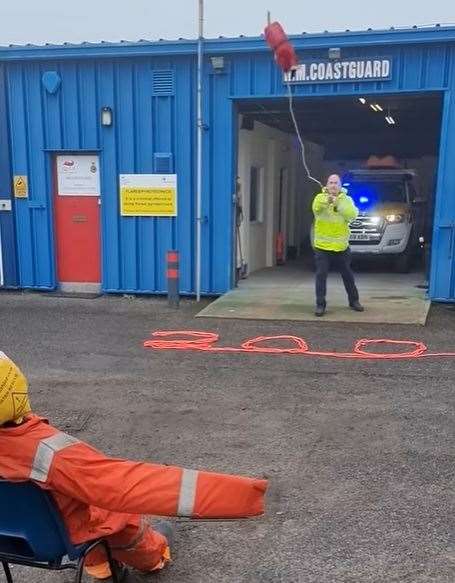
[13,175,28,198]
[119,174,177,217]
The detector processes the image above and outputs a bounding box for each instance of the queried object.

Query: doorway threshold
[197,266,430,325]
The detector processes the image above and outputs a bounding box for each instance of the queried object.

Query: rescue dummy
[0,353,268,581]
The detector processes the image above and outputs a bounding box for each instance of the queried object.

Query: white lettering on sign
[284,59,392,84]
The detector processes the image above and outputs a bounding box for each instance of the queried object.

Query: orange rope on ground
[144,331,455,361]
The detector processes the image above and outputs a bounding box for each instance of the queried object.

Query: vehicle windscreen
[347,180,407,209]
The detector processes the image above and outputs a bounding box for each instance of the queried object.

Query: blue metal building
[1,26,455,299]
[0,65,18,288]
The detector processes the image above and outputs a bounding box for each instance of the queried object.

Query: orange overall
[0,415,267,577]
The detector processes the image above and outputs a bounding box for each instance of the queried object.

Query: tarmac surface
[2,291,455,582]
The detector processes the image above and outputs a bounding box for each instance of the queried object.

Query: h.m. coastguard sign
[284,59,392,84]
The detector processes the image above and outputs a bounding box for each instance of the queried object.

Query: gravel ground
[1,291,455,582]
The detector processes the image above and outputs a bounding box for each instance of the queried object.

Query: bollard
[167,250,180,308]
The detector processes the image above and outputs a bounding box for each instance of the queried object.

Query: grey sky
[1,0,454,45]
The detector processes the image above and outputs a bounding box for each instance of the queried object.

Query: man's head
[0,353,31,425]
[326,174,342,196]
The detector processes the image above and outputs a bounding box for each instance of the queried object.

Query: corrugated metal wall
[0,64,17,288]
[6,56,202,293]
[3,34,455,298]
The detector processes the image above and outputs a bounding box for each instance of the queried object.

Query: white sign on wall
[285,59,392,84]
[56,155,101,196]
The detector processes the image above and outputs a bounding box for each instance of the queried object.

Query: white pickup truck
[344,169,426,272]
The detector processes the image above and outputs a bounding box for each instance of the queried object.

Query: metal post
[167,250,180,307]
[196,0,204,301]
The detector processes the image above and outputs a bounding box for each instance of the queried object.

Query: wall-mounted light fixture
[101,107,113,127]
[210,56,225,72]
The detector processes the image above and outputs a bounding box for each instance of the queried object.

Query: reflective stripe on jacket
[312,189,358,252]
[0,415,267,545]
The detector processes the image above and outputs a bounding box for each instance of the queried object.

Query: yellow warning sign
[14,175,28,199]
[120,187,177,217]
[119,174,178,217]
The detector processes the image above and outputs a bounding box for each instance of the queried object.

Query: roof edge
[1,25,455,61]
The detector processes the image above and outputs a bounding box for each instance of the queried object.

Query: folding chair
[0,480,120,582]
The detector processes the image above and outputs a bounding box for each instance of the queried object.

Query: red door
[54,155,101,286]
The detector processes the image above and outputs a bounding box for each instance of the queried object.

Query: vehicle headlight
[370,216,381,225]
[386,214,405,223]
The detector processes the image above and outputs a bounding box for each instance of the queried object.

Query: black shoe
[315,305,326,317]
[350,301,364,312]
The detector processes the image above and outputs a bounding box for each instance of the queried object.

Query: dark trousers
[315,248,360,307]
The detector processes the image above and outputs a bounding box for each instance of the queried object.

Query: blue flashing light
[359,196,369,204]
[343,182,351,187]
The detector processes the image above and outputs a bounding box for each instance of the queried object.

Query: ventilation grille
[154,153,174,174]
[152,70,175,96]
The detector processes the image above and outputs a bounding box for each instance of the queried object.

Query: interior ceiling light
[359,97,367,104]
[375,104,384,111]
[370,104,379,112]
[385,104,396,125]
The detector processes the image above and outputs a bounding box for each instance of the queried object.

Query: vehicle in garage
[345,165,426,272]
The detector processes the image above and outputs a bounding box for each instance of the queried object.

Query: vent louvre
[152,70,175,96]
[154,153,174,174]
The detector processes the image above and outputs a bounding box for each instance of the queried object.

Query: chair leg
[102,541,120,583]
[77,539,119,583]
[75,556,85,583]
[2,562,13,583]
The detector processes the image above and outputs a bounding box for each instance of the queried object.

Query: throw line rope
[144,331,455,361]
[286,82,322,189]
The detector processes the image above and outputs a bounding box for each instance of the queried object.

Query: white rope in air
[286,82,322,189]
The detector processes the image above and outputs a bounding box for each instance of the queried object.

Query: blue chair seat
[0,480,120,582]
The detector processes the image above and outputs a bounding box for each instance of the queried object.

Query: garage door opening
[200,92,443,323]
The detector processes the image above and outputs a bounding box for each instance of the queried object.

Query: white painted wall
[293,140,325,254]
[237,120,296,274]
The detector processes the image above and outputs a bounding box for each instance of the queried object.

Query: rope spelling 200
[144,331,455,361]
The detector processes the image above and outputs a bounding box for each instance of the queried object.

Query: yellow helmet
[0,352,31,425]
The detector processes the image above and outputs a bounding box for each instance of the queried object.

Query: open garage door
[200,92,443,324]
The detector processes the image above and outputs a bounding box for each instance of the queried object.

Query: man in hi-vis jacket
[312,174,364,317]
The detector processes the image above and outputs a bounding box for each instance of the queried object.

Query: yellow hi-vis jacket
[312,188,359,252]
